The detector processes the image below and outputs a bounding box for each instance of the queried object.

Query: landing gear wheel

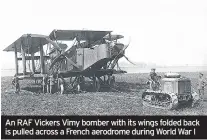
[64,77,81,94]
[12,77,20,93]
[58,78,65,94]
[108,75,115,88]
[79,76,85,91]
[71,76,83,94]
[92,77,100,92]
[107,75,115,91]
[73,82,81,94]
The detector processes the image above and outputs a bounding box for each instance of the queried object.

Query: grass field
[1,72,207,115]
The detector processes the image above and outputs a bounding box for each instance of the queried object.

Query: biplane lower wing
[58,70,81,78]
[58,58,126,78]
[58,69,125,78]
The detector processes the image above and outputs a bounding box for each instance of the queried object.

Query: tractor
[142,73,200,109]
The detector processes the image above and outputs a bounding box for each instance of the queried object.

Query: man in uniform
[149,68,160,90]
[156,75,162,90]
[149,68,157,82]
[198,73,206,100]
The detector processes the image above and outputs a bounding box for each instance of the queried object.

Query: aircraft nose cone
[115,43,125,50]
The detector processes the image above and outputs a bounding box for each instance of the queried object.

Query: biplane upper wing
[3,34,54,53]
[104,34,124,41]
[49,30,112,42]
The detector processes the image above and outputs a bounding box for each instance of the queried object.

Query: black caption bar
[1,116,207,139]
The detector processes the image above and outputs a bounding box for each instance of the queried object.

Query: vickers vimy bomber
[4,30,134,94]
[142,73,200,109]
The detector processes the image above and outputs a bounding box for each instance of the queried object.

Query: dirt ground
[1,72,207,115]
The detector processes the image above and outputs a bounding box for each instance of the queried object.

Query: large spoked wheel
[64,77,81,94]
[92,77,100,92]
[72,79,81,94]
[107,75,115,91]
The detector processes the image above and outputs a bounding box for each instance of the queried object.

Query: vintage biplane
[3,30,134,94]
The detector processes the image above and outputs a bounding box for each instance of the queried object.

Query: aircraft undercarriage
[55,74,116,94]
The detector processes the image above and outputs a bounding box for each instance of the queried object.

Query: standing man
[198,73,206,100]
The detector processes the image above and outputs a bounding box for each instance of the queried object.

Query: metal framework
[4,30,134,94]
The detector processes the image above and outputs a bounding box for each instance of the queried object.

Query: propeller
[123,55,136,65]
[122,39,131,52]
[116,38,131,57]
[64,37,77,52]
[45,37,62,52]
[110,38,136,68]
[120,38,136,65]
[49,37,80,70]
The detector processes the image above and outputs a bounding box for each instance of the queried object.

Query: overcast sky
[1,0,207,69]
